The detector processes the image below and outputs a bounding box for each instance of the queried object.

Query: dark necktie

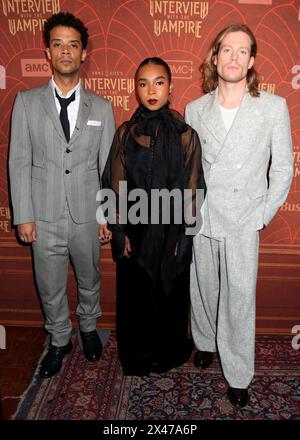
[55,89,76,142]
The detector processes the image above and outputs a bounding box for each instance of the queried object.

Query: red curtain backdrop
[0,0,299,332]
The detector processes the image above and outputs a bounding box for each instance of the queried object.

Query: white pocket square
[87,120,101,126]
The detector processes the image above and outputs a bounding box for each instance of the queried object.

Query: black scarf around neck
[130,104,188,295]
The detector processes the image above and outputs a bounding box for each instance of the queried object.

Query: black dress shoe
[227,387,249,408]
[39,340,73,379]
[194,350,214,369]
[80,330,103,361]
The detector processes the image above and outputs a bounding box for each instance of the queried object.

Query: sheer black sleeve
[102,123,128,259]
[182,126,206,227]
[176,126,206,271]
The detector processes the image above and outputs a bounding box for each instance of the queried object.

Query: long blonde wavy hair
[201,24,260,97]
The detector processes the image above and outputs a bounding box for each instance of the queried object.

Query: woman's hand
[99,223,112,244]
[123,235,132,257]
[174,242,178,256]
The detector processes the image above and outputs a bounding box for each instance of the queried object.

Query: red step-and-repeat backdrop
[0,0,299,331]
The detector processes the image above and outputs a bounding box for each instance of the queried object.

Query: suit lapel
[226,91,256,136]
[219,91,258,159]
[40,81,66,143]
[69,87,91,147]
[204,89,259,161]
[200,87,227,148]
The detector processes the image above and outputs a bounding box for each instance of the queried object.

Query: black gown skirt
[116,255,194,376]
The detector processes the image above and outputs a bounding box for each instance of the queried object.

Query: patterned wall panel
[0,0,299,331]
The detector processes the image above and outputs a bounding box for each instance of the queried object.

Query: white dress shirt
[51,77,81,138]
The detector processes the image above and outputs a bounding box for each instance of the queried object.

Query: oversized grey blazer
[185,88,293,237]
[9,81,116,225]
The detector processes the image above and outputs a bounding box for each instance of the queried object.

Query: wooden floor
[0,326,46,420]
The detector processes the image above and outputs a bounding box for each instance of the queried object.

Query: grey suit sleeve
[263,98,293,225]
[99,100,116,178]
[185,103,192,126]
[9,92,35,225]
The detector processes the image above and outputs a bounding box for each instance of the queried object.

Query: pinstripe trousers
[32,204,101,346]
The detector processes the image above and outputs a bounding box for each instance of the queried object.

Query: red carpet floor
[0,327,46,420]
[12,332,300,420]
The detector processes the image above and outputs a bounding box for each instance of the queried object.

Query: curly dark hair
[43,12,89,49]
[201,24,260,97]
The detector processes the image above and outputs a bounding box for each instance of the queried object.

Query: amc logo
[166,60,193,79]
[21,59,51,77]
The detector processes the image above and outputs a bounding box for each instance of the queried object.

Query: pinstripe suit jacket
[185,89,293,237]
[9,81,115,225]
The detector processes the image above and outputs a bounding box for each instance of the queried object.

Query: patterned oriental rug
[13,332,300,420]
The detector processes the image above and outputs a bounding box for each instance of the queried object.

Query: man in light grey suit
[9,12,115,378]
[185,24,293,407]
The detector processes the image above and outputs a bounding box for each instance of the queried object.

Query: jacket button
[65,170,71,174]
[66,148,71,153]
[233,188,238,192]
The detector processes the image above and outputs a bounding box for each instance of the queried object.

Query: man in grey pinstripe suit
[9,12,115,378]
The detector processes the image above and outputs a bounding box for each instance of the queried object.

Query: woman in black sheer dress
[103,57,205,376]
